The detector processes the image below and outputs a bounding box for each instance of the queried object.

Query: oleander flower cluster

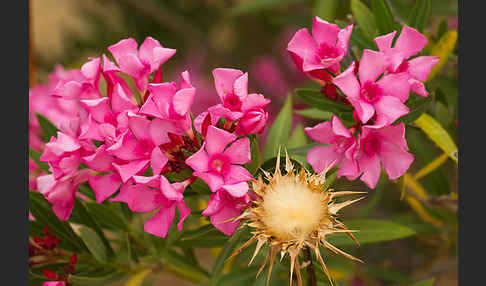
[32,37,270,237]
[288,17,439,188]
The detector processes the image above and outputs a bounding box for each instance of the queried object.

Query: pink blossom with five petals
[374,26,439,97]
[355,123,414,189]
[305,116,359,179]
[185,126,253,192]
[333,50,411,127]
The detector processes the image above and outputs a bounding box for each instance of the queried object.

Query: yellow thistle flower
[229,151,365,286]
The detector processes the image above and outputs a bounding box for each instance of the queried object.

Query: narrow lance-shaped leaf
[263,95,293,160]
[295,108,333,120]
[29,147,50,173]
[427,30,458,80]
[29,191,85,252]
[408,0,431,32]
[79,226,108,264]
[326,219,416,246]
[414,113,458,163]
[351,0,377,40]
[209,228,245,286]
[372,0,397,34]
[73,198,115,257]
[36,113,59,142]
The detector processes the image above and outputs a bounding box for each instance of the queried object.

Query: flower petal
[205,126,237,156]
[212,68,244,100]
[394,26,428,59]
[307,145,341,174]
[185,144,210,172]
[333,62,360,99]
[222,182,248,198]
[358,49,387,84]
[358,153,381,189]
[88,173,122,203]
[151,147,168,175]
[377,72,411,102]
[144,205,176,238]
[312,16,340,46]
[223,137,251,164]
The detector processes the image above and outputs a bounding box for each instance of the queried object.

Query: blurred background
[30,0,458,285]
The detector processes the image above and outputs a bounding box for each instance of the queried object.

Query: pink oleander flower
[355,123,414,189]
[195,68,270,136]
[305,116,359,179]
[333,50,410,127]
[52,57,101,100]
[287,17,353,81]
[140,70,196,132]
[374,26,439,97]
[37,169,92,220]
[107,37,176,91]
[185,126,253,193]
[110,175,190,238]
[202,189,250,235]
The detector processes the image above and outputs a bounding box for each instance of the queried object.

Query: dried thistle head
[230,150,365,286]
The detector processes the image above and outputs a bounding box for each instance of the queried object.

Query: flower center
[208,153,231,175]
[362,136,380,156]
[395,60,409,73]
[333,137,352,154]
[224,93,242,111]
[317,43,341,63]
[360,81,382,103]
[261,178,327,241]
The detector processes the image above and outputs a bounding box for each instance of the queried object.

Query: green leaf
[408,0,431,32]
[35,113,59,142]
[372,0,397,34]
[83,202,128,231]
[314,0,337,22]
[79,226,108,264]
[326,219,416,246]
[73,198,114,257]
[412,278,435,286]
[295,108,333,120]
[165,249,209,283]
[69,271,125,286]
[29,147,50,172]
[351,0,377,40]
[365,265,412,283]
[216,266,260,286]
[263,96,293,160]
[295,88,353,122]
[245,135,261,175]
[230,0,298,16]
[387,0,412,21]
[427,30,457,80]
[395,95,431,124]
[176,224,229,248]
[288,124,307,149]
[336,20,377,52]
[209,228,245,286]
[125,269,152,286]
[29,191,85,252]
[414,113,458,163]
[437,18,448,39]
[287,143,321,157]
[322,168,337,190]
